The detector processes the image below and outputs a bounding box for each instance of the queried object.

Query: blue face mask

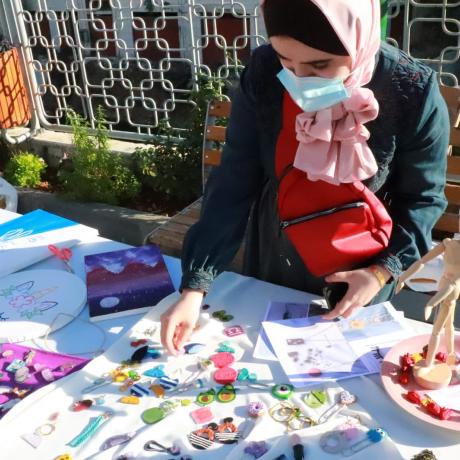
[277,67,350,112]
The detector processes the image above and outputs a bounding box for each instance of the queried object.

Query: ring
[37,423,55,436]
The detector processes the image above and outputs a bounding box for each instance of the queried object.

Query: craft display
[382,239,460,431]
[0,269,87,342]
[0,299,401,460]
[0,343,88,418]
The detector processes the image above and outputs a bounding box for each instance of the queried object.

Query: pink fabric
[294,88,379,184]
[265,0,382,184]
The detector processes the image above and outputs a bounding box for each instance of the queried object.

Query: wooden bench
[148,86,460,270]
[147,100,245,272]
[433,85,460,237]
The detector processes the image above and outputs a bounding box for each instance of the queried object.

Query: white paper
[262,320,368,386]
[260,302,409,386]
[253,301,311,360]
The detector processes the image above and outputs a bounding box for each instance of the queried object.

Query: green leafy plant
[133,73,226,205]
[60,106,140,205]
[4,151,46,187]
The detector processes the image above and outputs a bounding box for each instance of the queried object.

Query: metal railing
[0,0,459,141]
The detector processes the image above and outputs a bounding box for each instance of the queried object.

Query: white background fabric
[0,210,458,459]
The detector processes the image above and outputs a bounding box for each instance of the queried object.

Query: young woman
[160,0,449,354]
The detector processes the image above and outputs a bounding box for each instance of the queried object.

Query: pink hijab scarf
[263,0,382,184]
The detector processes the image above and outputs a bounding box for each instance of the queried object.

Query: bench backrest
[433,85,460,236]
[202,100,231,191]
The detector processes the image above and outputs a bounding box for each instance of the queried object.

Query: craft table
[0,209,459,460]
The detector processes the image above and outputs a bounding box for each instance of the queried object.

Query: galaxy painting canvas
[84,244,175,321]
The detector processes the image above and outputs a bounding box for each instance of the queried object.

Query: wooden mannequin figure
[397,238,459,390]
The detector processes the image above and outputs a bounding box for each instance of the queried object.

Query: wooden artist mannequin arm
[396,241,448,293]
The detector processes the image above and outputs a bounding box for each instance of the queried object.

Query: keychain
[342,428,387,456]
[317,391,357,424]
[21,412,60,448]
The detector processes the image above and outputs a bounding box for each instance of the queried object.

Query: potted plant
[0,36,31,129]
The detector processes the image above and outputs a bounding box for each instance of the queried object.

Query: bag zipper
[280,201,365,230]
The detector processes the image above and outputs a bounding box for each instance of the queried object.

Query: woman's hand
[322,266,391,320]
[160,289,204,355]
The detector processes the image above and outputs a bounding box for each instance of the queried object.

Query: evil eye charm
[271,384,294,400]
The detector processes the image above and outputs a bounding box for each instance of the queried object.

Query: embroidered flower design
[9,295,35,309]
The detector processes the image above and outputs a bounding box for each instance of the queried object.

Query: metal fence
[0,0,459,141]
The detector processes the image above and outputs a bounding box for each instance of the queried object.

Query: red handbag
[277,166,393,277]
[276,92,392,277]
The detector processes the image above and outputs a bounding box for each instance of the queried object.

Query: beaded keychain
[67,411,113,448]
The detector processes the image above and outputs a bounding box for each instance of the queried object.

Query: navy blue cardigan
[180,42,449,301]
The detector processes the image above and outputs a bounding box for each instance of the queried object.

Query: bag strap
[278,163,294,184]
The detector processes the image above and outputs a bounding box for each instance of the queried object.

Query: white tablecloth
[0,210,458,460]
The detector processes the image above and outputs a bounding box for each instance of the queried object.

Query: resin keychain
[342,428,387,456]
[317,390,357,424]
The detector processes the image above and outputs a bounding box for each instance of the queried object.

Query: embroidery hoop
[0,269,86,342]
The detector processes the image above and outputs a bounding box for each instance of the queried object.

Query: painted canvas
[85,245,175,321]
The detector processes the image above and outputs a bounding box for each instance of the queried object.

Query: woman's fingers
[325,271,348,283]
[161,315,178,355]
[174,323,194,351]
[323,296,355,319]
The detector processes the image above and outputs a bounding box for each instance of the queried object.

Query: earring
[188,423,218,450]
[215,417,240,444]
